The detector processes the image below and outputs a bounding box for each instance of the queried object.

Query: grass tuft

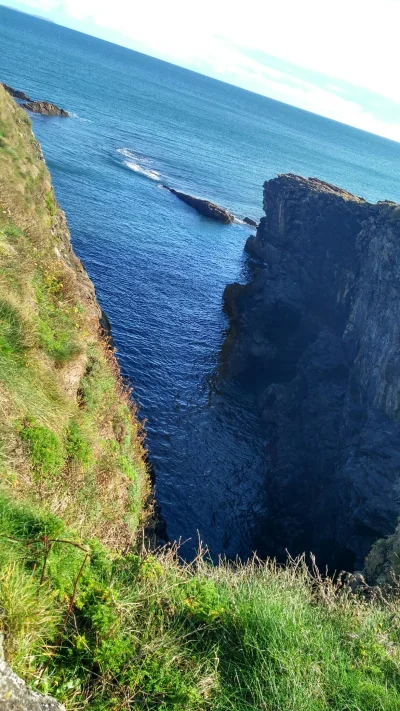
[20,419,64,481]
[45,190,56,216]
[65,420,93,466]
[35,272,82,365]
[0,300,26,353]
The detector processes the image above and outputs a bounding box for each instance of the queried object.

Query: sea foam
[116,148,161,181]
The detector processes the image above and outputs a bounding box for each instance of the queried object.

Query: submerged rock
[164,186,234,223]
[21,101,69,117]
[243,216,258,227]
[222,173,400,571]
[2,83,33,101]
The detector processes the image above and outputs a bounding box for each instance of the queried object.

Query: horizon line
[1,2,399,146]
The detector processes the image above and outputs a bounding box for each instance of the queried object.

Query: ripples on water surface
[2,5,400,558]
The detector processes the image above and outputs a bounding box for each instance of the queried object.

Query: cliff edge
[0,81,151,709]
[1,91,400,710]
[0,83,148,547]
[223,173,400,571]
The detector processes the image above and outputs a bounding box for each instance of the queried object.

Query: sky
[4,0,400,142]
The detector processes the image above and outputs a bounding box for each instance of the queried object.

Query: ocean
[1,4,400,559]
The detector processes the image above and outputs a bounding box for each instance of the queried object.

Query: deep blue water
[2,5,400,558]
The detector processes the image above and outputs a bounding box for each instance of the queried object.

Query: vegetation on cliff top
[1,84,400,710]
[0,83,147,546]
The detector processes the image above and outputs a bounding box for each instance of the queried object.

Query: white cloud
[16,0,400,141]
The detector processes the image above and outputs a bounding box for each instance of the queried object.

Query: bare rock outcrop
[2,83,32,101]
[0,662,64,711]
[2,83,69,116]
[164,186,234,223]
[0,636,64,711]
[21,101,69,117]
[243,216,258,227]
[222,173,400,571]
[365,521,400,585]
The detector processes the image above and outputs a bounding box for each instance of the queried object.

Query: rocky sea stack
[223,173,400,572]
[164,186,234,223]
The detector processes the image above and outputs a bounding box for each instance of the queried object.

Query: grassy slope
[1,85,400,710]
[0,84,148,545]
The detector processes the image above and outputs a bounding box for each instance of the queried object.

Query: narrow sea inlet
[2,4,400,558]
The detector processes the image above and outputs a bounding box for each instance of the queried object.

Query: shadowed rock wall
[223,174,400,570]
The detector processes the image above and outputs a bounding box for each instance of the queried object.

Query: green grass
[65,420,93,466]
[20,419,64,481]
[35,272,82,365]
[0,299,25,357]
[78,346,117,415]
[0,118,7,138]
[1,492,400,710]
[45,190,56,216]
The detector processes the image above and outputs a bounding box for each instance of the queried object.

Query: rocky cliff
[223,174,400,571]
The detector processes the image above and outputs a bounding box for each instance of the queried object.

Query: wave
[116,148,161,181]
[70,113,92,122]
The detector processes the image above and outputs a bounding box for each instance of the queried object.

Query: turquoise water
[1,5,400,558]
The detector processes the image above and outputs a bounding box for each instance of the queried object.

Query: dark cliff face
[223,174,400,571]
